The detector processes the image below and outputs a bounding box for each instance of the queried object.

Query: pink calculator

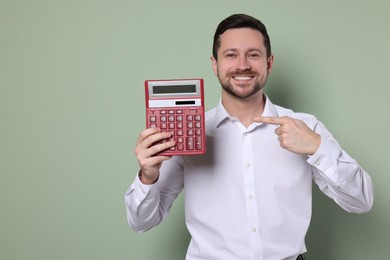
[145,79,206,156]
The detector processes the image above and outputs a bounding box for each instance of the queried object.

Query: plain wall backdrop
[1,0,389,259]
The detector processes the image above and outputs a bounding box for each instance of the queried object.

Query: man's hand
[253,116,321,155]
[134,128,175,184]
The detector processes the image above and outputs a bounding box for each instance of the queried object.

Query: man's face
[211,28,274,100]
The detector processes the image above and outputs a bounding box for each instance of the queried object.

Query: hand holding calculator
[144,79,206,156]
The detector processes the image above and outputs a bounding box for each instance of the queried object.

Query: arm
[124,128,184,232]
[124,173,162,232]
[124,163,184,232]
[254,116,374,213]
[307,121,374,213]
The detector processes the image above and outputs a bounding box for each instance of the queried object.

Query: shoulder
[205,106,217,117]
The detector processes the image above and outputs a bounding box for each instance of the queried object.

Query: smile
[232,76,254,81]
[232,76,254,83]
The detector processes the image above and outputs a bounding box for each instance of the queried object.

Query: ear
[210,56,218,76]
[267,54,275,74]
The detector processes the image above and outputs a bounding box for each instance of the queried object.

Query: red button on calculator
[145,79,206,156]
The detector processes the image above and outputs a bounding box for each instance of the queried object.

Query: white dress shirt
[125,96,373,260]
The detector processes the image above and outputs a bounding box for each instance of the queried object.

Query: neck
[221,91,266,128]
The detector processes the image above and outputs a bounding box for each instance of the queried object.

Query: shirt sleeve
[124,157,185,232]
[307,120,374,213]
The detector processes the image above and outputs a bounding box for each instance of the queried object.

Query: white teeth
[234,76,252,80]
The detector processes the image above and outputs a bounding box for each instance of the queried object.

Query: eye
[248,52,260,58]
[225,52,237,58]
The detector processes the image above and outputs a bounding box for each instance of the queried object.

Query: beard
[218,70,268,100]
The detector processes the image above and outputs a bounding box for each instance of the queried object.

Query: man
[125,14,374,260]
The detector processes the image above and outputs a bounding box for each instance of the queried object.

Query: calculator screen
[152,84,196,94]
[147,79,202,99]
[145,79,206,156]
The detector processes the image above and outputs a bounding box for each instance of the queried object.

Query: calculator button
[160,116,167,122]
[177,130,183,136]
[160,123,167,129]
[187,115,193,121]
[177,122,183,129]
[195,122,201,128]
[177,143,184,151]
[150,116,157,122]
[195,129,202,136]
[176,110,183,114]
[168,110,175,114]
[160,110,167,114]
[168,115,175,122]
[169,123,175,129]
[187,122,193,128]
[187,129,194,136]
[186,137,194,150]
[194,115,201,121]
[195,137,202,150]
[176,115,183,121]
[177,137,183,143]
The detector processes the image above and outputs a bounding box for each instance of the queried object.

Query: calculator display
[145,79,206,156]
[152,84,196,94]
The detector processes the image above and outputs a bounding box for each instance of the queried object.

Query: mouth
[232,76,254,81]
[230,75,255,84]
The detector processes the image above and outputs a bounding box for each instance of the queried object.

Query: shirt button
[246,162,251,168]
[315,160,321,166]
[248,195,253,200]
[251,227,257,232]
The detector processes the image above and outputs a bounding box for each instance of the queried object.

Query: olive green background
[1,0,389,259]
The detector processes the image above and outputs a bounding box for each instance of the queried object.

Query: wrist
[139,171,159,185]
[309,133,321,155]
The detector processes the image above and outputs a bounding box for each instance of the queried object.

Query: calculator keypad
[147,108,205,155]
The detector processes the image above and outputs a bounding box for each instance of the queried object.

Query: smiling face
[211,28,274,100]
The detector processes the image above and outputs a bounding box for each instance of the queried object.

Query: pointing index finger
[253,116,286,125]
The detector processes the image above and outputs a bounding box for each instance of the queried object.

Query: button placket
[242,130,263,258]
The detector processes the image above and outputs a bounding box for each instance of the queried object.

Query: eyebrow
[222,48,262,54]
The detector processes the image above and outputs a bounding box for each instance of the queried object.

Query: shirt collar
[214,95,279,128]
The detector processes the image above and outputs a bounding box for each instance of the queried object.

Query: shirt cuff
[130,170,159,204]
[307,137,342,184]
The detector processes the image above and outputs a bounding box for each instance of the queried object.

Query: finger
[137,127,161,145]
[139,132,175,157]
[146,139,176,157]
[138,129,172,149]
[274,126,282,135]
[136,139,175,162]
[135,131,173,157]
[253,116,286,125]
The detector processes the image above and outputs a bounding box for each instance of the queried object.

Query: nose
[238,56,251,71]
